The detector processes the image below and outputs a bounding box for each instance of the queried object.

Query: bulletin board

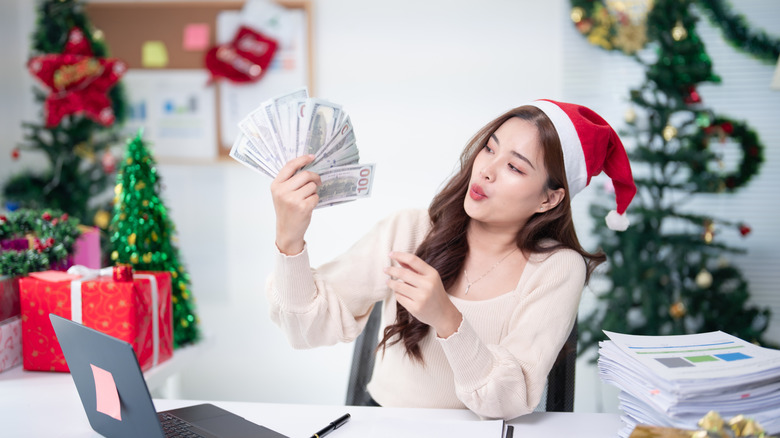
[84,1,314,160]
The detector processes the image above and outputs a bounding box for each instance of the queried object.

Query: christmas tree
[569,0,777,358]
[109,131,200,347]
[3,0,127,231]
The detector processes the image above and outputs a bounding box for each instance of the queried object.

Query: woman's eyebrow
[491,133,536,170]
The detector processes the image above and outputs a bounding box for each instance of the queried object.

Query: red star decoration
[27,27,127,127]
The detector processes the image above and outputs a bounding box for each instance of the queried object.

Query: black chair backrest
[346,303,383,407]
[345,303,577,412]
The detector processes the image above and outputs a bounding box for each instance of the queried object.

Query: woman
[266,99,635,420]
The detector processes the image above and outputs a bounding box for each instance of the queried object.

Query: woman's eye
[509,164,524,174]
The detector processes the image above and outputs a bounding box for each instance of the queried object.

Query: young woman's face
[464,117,557,231]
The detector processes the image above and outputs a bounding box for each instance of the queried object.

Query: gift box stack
[0,217,105,373]
[0,275,22,373]
[19,265,173,372]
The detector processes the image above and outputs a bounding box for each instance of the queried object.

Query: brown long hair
[377,105,606,363]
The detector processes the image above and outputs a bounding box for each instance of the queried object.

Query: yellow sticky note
[142,41,168,68]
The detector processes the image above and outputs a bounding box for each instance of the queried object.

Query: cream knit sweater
[266,209,586,420]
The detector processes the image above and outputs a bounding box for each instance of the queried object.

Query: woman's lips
[470,183,487,201]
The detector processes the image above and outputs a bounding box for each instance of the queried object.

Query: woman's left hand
[385,251,463,338]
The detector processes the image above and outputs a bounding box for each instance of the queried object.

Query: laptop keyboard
[158,412,208,438]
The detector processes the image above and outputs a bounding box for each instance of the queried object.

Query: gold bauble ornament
[73,142,95,160]
[696,269,713,289]
[671,20,688,41]
[703,222,715,244]
[571,6,585,23]
[669,301,686,319]
[128,233,136,246]
[93,210,110,229]
[625,107,637,124]
[663,125,677,141]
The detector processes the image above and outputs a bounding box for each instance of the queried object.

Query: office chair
[345,303,577,412]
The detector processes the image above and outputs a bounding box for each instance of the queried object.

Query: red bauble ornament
[102,151,117,174]
[683,85,702,104]
[11,148,20,160]
[42,212,52,221]
[27,27,127,127]
[205,26,278,84]
[739,224,751,236]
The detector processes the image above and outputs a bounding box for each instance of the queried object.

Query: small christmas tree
[569,0,776,358]
[109,131,200,347]
[3,0,127,230]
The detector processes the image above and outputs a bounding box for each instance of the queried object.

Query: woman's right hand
[270,154,321,255]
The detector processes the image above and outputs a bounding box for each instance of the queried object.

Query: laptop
[49,313,288,438]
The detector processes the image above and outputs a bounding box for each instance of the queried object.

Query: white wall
[3,0,776,414]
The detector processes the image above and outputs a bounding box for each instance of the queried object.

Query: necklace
[463,247,518,295]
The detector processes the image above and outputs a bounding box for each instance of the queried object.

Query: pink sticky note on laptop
[91,364,122,421]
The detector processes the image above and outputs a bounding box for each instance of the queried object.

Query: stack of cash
[230,88,375,207]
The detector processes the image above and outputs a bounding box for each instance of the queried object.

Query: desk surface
[0,366,623,438]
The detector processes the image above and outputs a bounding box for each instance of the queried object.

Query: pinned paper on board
[91,364,122,421]
[141,41,169,68]
[183,23,210,51]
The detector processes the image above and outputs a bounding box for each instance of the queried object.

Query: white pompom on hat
[528,99,637,231]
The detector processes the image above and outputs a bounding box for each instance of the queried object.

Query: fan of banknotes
[230,88,375,208]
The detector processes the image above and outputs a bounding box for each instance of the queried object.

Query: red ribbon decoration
[205,26,278,84]
[113,264,134,282]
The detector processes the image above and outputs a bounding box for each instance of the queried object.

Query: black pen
[505,425,514,438]
[310,413,351,438]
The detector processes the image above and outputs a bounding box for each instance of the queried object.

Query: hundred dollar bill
[315,163,375,208]
[229,133,275,178]
[298,99,342,158]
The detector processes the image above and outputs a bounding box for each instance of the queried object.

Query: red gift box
[0,275,21,322]
[0,316,22,373]
[19,268,173,372]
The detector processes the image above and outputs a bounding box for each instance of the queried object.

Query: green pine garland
[0,209,81,276]
[694,0,780,64]
[109,131,200,347]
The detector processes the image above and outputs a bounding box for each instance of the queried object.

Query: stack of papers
[598,331,780,437]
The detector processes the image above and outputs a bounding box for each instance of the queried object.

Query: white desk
[0,366,623,438]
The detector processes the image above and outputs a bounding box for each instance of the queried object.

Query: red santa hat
[528,99,636,231]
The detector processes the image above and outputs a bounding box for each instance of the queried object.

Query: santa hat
[528,99,636,231]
